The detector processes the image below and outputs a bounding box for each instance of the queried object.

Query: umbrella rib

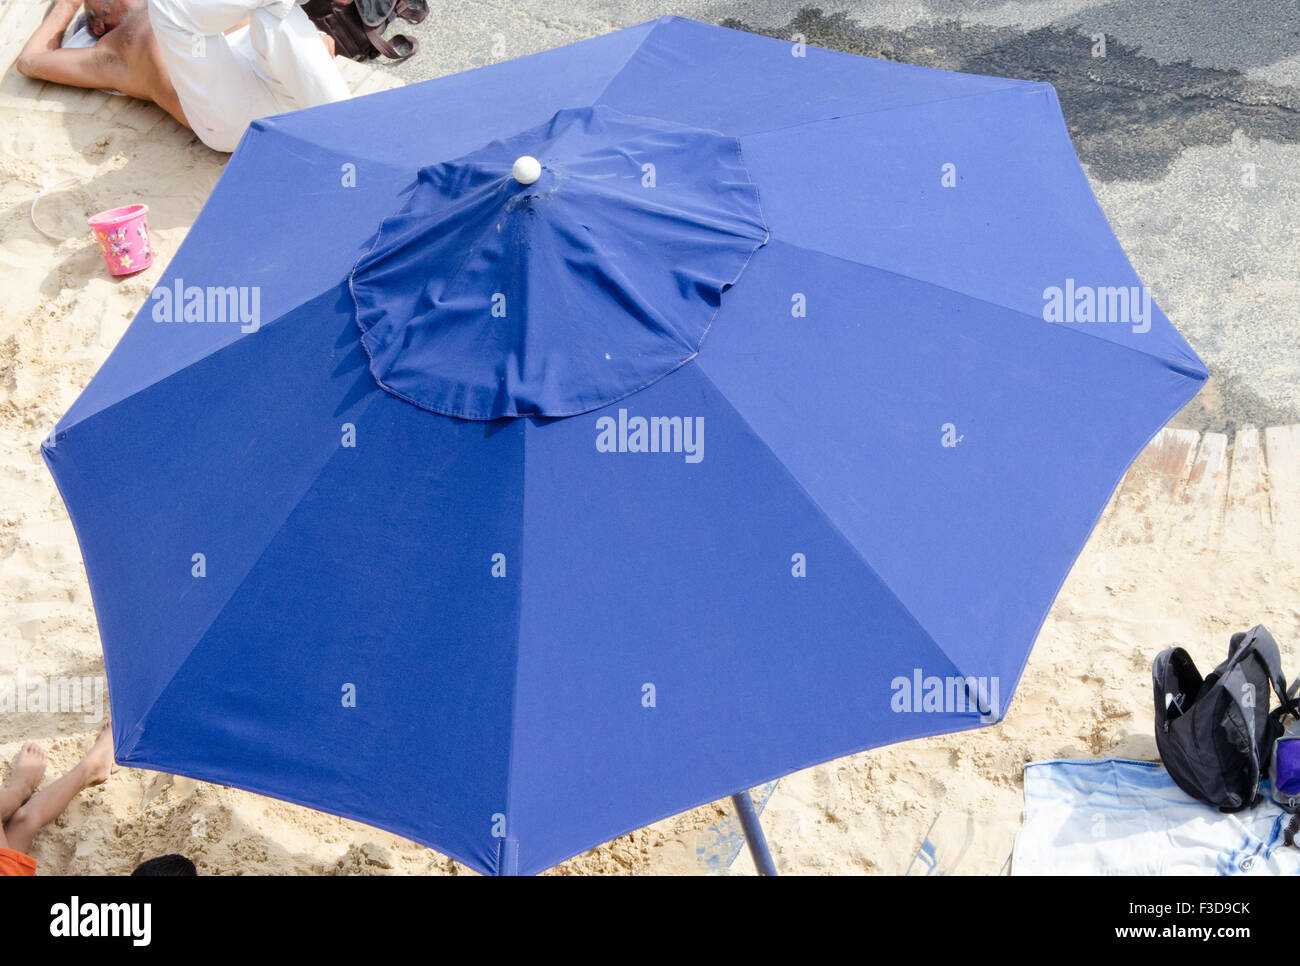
[687,358,978,687]
[250,117,418,178]
[54,282,353,439]
[113,387,389,759]
[587,17,672,110]
[774,238,1208,380]
[500,420,530,862]
[55,126,411,439]
[728,81,1038,140]
[587,17,1033,141]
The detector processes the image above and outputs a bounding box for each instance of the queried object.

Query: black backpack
[1153,625,1298,812]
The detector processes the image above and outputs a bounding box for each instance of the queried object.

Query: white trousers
[148,0,351,152]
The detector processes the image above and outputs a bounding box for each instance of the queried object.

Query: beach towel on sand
[1013,758,1300,875]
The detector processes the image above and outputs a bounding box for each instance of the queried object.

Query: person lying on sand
[18,0,353,152]
[18,0,188,128]
[0,723,114,876]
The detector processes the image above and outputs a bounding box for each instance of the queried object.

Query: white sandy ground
[1,103,1297,876]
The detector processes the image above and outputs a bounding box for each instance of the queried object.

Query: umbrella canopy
[45,15,1206,875]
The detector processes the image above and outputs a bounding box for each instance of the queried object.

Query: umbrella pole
[731,790,778,876]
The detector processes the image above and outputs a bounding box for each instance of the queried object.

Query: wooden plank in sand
[74,86,113,114]
[335,56,372,89]
[150,112,200,152]
[352,67,401,97]
[1264,424,1300,555]
[150,114,192,144]
[32,77,92,111]
[0,64,44,111]
[0,0,26,34]
[0,0,47,110]
[1222,425,1267,554]
[1103,427,1201,546]
[1162,431,1228,551]
[1150,428,1215,552]
[91,89,132,121]
[336,56,405,96]
[371,73,404,92]
[0,0,45,71]
[112,96,167,133]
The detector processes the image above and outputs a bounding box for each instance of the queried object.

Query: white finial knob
[512,156,542,185]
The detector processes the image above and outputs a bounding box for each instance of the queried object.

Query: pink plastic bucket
[87,204,152,276]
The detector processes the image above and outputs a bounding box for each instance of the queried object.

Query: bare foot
[8,742,47,800]
[81,722,114,787]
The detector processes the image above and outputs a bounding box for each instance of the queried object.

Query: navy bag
[1271,688,1300,813]
[1153,625,1298,812]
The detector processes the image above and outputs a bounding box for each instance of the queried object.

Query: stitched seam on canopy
[59,123,411,436]
[588,17,670,109]
[978,368,1204,735]
[347,119,771,421]
[689,361,980,687]
[590,26,1035,138]
[734,81,1038,139]
[776,238,1207,380]
[250,118,413,178]
[55,279,356,438]
[501,419,529,870]
[116,388,387,752]
[349,171,512,370]
[360,344,704,420]
[345,169,715,420]
[690,124,771,359]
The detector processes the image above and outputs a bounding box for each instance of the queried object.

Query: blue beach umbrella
[45,16,1205,875]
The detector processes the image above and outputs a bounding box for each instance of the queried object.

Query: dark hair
[131,854,197,876]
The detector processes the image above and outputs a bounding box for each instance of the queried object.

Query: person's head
[131,854,197,876]
[83,0,141,37]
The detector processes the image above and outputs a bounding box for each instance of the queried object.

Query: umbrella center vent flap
[349,105,769,420]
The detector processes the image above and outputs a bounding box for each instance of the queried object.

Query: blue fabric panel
[128,383,525,875]
[57,17,663,434]
[350,106,767,419]
[597,16,1029,136]
[697,240,1204,687]
[45,286,379,742]
[508,363,981,874]
[738,84,1204,374]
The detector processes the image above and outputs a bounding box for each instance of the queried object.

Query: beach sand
[2,87,1298,875]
